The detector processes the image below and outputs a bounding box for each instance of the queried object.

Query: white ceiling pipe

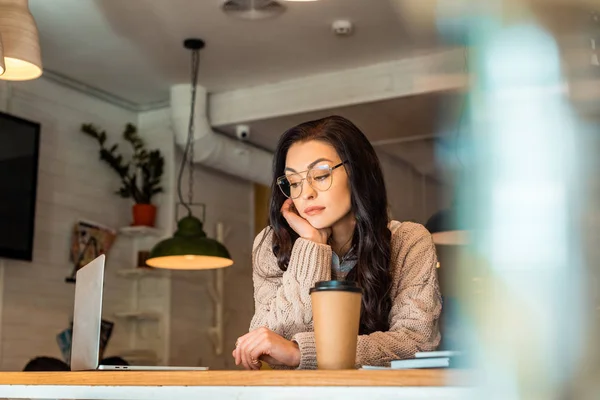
[170,84,273,186]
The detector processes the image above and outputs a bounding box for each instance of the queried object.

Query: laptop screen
[70,255,105,371]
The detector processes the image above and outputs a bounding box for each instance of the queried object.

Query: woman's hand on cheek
[281,199,331,244]
[232,327,301,370]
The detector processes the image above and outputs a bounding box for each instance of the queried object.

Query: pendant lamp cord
[177,47,201,217]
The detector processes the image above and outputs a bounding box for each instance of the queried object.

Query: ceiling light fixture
[146,39,233,270]
[0,0,42,81]
[222,0,285,20]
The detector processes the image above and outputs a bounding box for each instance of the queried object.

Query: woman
[232,116,441,370]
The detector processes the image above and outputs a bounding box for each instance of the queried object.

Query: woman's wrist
[301,234,327,245]
[291,340,301,368]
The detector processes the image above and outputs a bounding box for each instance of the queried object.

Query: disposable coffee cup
[310,280,362,369]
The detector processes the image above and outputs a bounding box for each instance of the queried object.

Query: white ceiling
[28,0,459,179]
[30,0,436,107]
[216,92,459,177]
[24,0,600,182]
[217,92,442,149]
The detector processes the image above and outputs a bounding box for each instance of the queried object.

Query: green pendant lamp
[146,38,233,270]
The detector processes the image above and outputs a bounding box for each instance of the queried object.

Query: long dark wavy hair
[264,115,392,335]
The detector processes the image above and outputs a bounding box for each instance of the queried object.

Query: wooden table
[0,369,474,399]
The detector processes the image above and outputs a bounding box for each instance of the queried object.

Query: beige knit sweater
[249,220,441,369]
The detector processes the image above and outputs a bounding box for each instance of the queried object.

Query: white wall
[0,77,442,371]
[131,108,255,368]
[163,145,442,369]
[0,78,141,371]
[125,108,177,366]
[167,159,254,369]
[377,150,443,224]
[0,80,255,370]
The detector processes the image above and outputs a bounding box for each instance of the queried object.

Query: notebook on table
[361,350,465,370]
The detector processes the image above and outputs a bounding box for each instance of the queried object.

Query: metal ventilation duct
[170,84,273,186]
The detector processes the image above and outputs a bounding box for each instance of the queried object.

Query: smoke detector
[332,20,353,36]
[222,0,286,20]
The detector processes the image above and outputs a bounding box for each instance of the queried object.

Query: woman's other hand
[232,327,301,370]
[281,199,331,244]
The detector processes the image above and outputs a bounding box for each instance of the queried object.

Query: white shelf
[114,311,162,321]
[116,268,168,279]
[116,222,171,366]
[119,226,163,237]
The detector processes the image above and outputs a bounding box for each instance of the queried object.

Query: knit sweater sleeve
[292,222,442,369]
[249,227,332,339]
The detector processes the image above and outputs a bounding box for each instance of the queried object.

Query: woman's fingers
[281,199,325,242]
[235,331,263,370]
[317,227,332,243]
[234,335,251,368]
[241,343,253,370]
[234,328,294,370]
[281,200,303,226]
[280,198,293,213]
[246,335,270,371]
[280,199,297,220]
[238,335,253,370]
[245,330,274,370]
[233,343,242,367]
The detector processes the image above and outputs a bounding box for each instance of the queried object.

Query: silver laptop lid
[70,254,105,371]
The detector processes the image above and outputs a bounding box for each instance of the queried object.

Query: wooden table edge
[0,369,472,387]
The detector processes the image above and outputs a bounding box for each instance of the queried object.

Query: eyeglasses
[276,161,347,199]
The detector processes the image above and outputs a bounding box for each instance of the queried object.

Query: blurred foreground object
[392,0,600,397]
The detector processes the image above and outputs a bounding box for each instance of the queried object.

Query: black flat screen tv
[0,111,40,261]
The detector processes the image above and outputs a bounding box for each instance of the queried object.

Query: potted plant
[81,123,165,227]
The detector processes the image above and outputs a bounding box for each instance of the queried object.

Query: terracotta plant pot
[132,204,157,227]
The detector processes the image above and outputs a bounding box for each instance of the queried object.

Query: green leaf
[81,122,164,204]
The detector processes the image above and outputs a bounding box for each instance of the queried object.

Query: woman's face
[284,140,352,229]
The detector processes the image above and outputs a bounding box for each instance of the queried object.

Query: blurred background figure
[99,356,129,366]
[23,356,69,371]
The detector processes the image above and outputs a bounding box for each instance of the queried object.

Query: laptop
[70,254,208,371]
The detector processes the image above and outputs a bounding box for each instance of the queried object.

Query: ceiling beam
[209,48,467,127]
[371,134,438,147]
[42,69,170,113]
